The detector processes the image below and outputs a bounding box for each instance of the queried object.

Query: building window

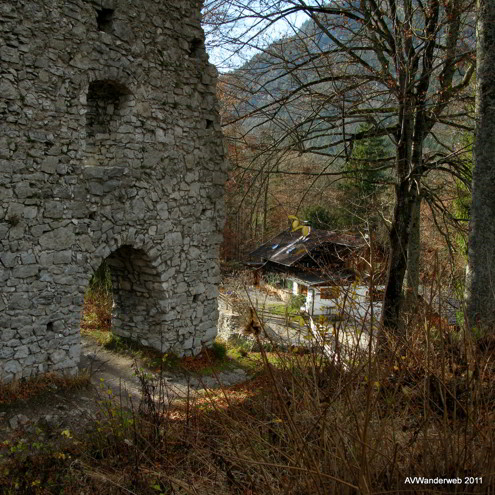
[320,286,340,300]
[96,8,114,33]
[367,288,385,300]
[86,80,130,137]
[189,38,203,58]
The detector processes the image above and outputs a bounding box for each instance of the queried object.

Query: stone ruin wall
[0,0,227,382]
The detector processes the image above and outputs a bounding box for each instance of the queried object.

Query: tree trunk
[262,172,269,242]
[466,0,495,329]
[381,180,419,331]
[380,87,418,332]
[405,194,421,307]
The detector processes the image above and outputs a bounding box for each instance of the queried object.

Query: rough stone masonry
[0,0,227,382]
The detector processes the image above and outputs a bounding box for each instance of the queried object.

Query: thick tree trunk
[466,0,495,329]
[381,47,431,332]
[380,87,419,332]
[405,195,421,304]
[381,180,419,331]
[405,114,425,309]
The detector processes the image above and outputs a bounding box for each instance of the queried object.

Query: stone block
[0,347,14,359]
[39,227,75,250]
[4,360,22,375]
[12,265,39,279]
[201,326,217,343]
[8,294,32,310]
[0,252,17,268]
[20,252,36,264]
[44,201,64,218]
[14,346,29,359]
[0,79,17,99]
[49,349,67,364]
[40,156,58,173]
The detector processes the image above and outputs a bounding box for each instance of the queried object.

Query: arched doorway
[84,245,169,352]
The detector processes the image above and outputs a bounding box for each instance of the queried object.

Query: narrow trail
[0,335,248,439]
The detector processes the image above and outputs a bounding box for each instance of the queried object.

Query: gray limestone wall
[0,0,227,382]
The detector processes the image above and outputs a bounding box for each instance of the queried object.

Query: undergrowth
[2,311,494,494]
[0,371,90,406]
[80,262,112,334]
[8,271,492,494]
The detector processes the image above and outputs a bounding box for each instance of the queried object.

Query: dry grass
[2,312,494,494]
[80,288,112,334]
[3,283,494,494]
[0,371,91,406]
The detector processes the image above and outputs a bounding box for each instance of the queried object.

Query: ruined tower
[0,0,227,382]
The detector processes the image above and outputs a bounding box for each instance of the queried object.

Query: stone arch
[87,243,172,351]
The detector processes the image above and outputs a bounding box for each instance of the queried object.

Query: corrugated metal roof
[249,228,365,267]
[286,268,355,286]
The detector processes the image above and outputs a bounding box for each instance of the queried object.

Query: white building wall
[292,281,299,296]
[300,283,384,322]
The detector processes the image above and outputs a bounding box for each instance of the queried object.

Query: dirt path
[0,336,249,439]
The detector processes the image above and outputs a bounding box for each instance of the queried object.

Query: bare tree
[208,0,475,331]
[466,0,495,330]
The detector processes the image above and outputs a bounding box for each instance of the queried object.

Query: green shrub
[88,261,112,295]
[211,341,228,360]
[103,333,123,351]
[288,294,306,311]
[161,351,180,370]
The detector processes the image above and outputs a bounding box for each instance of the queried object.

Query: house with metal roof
[248,228,384,322]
